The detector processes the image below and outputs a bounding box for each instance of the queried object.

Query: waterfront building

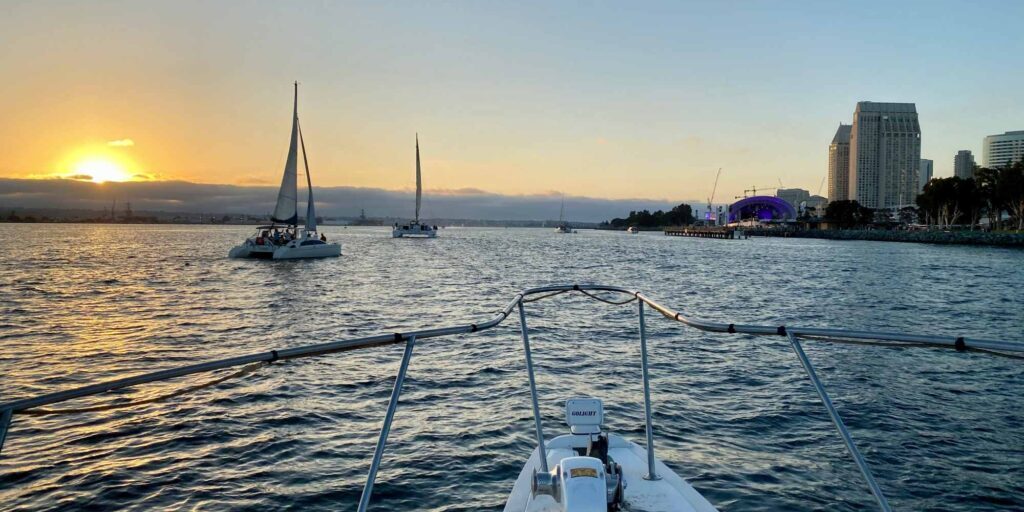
[982,130,1024,168]
[827,124,852,201]
[954,150,975,179]
[776,188,810,209]
[806,195,828,217]
[849,102,921,208]
[919,159,933,192]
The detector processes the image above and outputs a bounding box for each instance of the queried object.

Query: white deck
[504,434,718,512]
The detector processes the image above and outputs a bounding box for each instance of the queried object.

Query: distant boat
[229,83,341,259]
[627,226,639,234]
[554,194,576,234]
[392,134,438,238]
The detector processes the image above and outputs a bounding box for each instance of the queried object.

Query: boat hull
[392,225,437,238]
[504,434,717,512]
[228,243,275,259]
[271,242,341,259]
[229,239,340,259]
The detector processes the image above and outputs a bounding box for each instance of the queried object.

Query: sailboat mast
[559,195,565,223]
[415,133,422,224]
[298,119,316,233]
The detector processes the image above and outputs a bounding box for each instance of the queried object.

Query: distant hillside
[0,178,697,224]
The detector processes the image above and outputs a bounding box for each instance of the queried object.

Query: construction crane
[734,185,777,199]
[705,168,722,222]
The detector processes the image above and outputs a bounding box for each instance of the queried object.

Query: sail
[298,119,316,232]
[271,83,299,225]
[415,134,422,223]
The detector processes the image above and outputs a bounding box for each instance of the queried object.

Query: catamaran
[555,195,576,234]
[3,284,1020,511]
[392,134,437,238]
[229,83,341,260]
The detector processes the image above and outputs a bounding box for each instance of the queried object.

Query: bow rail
[1,284,1021,512]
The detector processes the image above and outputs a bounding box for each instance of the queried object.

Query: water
[0,224,1022,511]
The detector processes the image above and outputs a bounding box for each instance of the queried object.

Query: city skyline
[1,1,1023,204]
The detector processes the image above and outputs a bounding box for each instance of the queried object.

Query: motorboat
[2,284,1022,512]
[229,82,341,259]
[626,226,639,234]
[393,135,437,238]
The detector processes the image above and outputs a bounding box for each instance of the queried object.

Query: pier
[663,227,744,239]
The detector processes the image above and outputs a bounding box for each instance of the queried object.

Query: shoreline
[743,228,1024,248]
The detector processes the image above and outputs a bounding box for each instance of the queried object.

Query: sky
[1,0,1022,206]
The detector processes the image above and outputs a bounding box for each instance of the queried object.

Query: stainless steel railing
[1,284,1021,511]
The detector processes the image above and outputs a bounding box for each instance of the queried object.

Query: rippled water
[0,224,1022,511]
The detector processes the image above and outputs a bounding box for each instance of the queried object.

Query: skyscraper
[849,102,921,208]
[827,124,852,201]
[982,130,1024,168]
[954,150,975,179]
[918,159,933,193]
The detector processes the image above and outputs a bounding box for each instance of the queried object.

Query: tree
[975,167,1004,230]
[916,176,985,229]
[605,203,694,228]
[825,200,872,226]
[1004,160,1024,230]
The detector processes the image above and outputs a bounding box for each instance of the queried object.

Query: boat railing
[1,284,1021,512]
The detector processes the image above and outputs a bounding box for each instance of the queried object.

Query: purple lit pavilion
[727,196,797,224]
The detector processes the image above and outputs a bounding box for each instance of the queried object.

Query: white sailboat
[229,83,341,260]
[392,134,437,238]
[554,195,576,234]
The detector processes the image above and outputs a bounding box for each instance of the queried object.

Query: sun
[72,158,134,183]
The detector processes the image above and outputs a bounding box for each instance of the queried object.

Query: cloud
[430,187,489,196]
[65,174,94,181]
[0,178,700,222]
[107,139,135,147]
[237,176,273,185]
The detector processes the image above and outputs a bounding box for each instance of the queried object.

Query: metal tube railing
[517,301,549,473]
[637,300,660,480]
[0,408,11,455]
[786,330,892,511]
[1,283,1021,510]
[357,335,416,512]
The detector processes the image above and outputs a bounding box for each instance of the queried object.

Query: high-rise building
[849,102,921,208]
[776,188,811,209]
[918,159,933,192]
[982,130,1024,168]
[954,150,975,179]
[827,124,852,201]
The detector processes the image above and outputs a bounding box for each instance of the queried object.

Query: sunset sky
[1,0,1022,203]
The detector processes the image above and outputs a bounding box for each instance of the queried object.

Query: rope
[578,288,638,305]
[522,289,570,303]
[521,288,637,306]
[22,362,267,416]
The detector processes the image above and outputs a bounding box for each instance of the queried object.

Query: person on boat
[320,233,326,242]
